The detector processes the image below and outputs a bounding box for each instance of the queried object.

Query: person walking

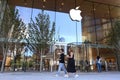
[84,60,90,72]
[66,47,78,78]
[96,56,102,72]
[104,59,108,71]
[55,49,68,77]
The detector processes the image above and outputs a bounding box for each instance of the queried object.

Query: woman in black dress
[66,48,78,78]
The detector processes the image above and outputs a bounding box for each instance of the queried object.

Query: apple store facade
[0,0,120,72]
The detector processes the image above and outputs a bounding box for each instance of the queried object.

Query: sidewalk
[0,71,120,80]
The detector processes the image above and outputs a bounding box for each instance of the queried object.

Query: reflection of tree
[0,6,25,72]
[16,53,21,62]
[106,20,120,71]
[26,11,55,55]
[26,11,55,71]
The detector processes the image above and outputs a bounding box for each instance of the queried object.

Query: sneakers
[74,74,79,78]
[64,74,69,78]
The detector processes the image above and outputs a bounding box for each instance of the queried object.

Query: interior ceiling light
[43,5,45,8]
[24,0,27,5]
[61,2,64,6]
[59,8,62,11]
[24,3,27,5]
[43,0,46,2]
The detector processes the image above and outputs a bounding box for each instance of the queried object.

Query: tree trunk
[40,49,43,72]
[1,45,7,72]
[0,0,7,73]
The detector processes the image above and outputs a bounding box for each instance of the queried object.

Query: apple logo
[69,6,82,22]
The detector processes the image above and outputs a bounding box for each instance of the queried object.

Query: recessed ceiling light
[43,0,46,2]
[59,8,62,11]
[24,3,27,5]
[43,5,45,8]
[94,8,96,11]
[24,0,27,5]
[61,2,64,6]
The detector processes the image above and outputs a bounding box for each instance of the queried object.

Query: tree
[27,11,55,54]
[0,6,26,72]
[27,11,55,71]
[106,20,120,71]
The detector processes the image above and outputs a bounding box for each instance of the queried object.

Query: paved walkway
[0,71,120,80]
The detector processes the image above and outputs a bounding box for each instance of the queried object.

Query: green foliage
[27,11,55,53]
[0,6,26,72]
[107,20,120,47]
[0,6,26,55]
[0,7,26,40]
[106,20,120,71]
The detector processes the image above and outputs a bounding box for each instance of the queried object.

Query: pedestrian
[104,59,108,71]
[96,56,102,72]
[108,59,113,71]
[84,60,90,72]
[55,49,68,77]
[66,47,78,78]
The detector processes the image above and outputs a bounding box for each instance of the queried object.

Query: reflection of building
[59,37,65,42]
[0,0,120,71]
[81,2,119,71]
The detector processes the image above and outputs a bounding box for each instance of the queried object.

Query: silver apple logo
[69,6,82,22]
